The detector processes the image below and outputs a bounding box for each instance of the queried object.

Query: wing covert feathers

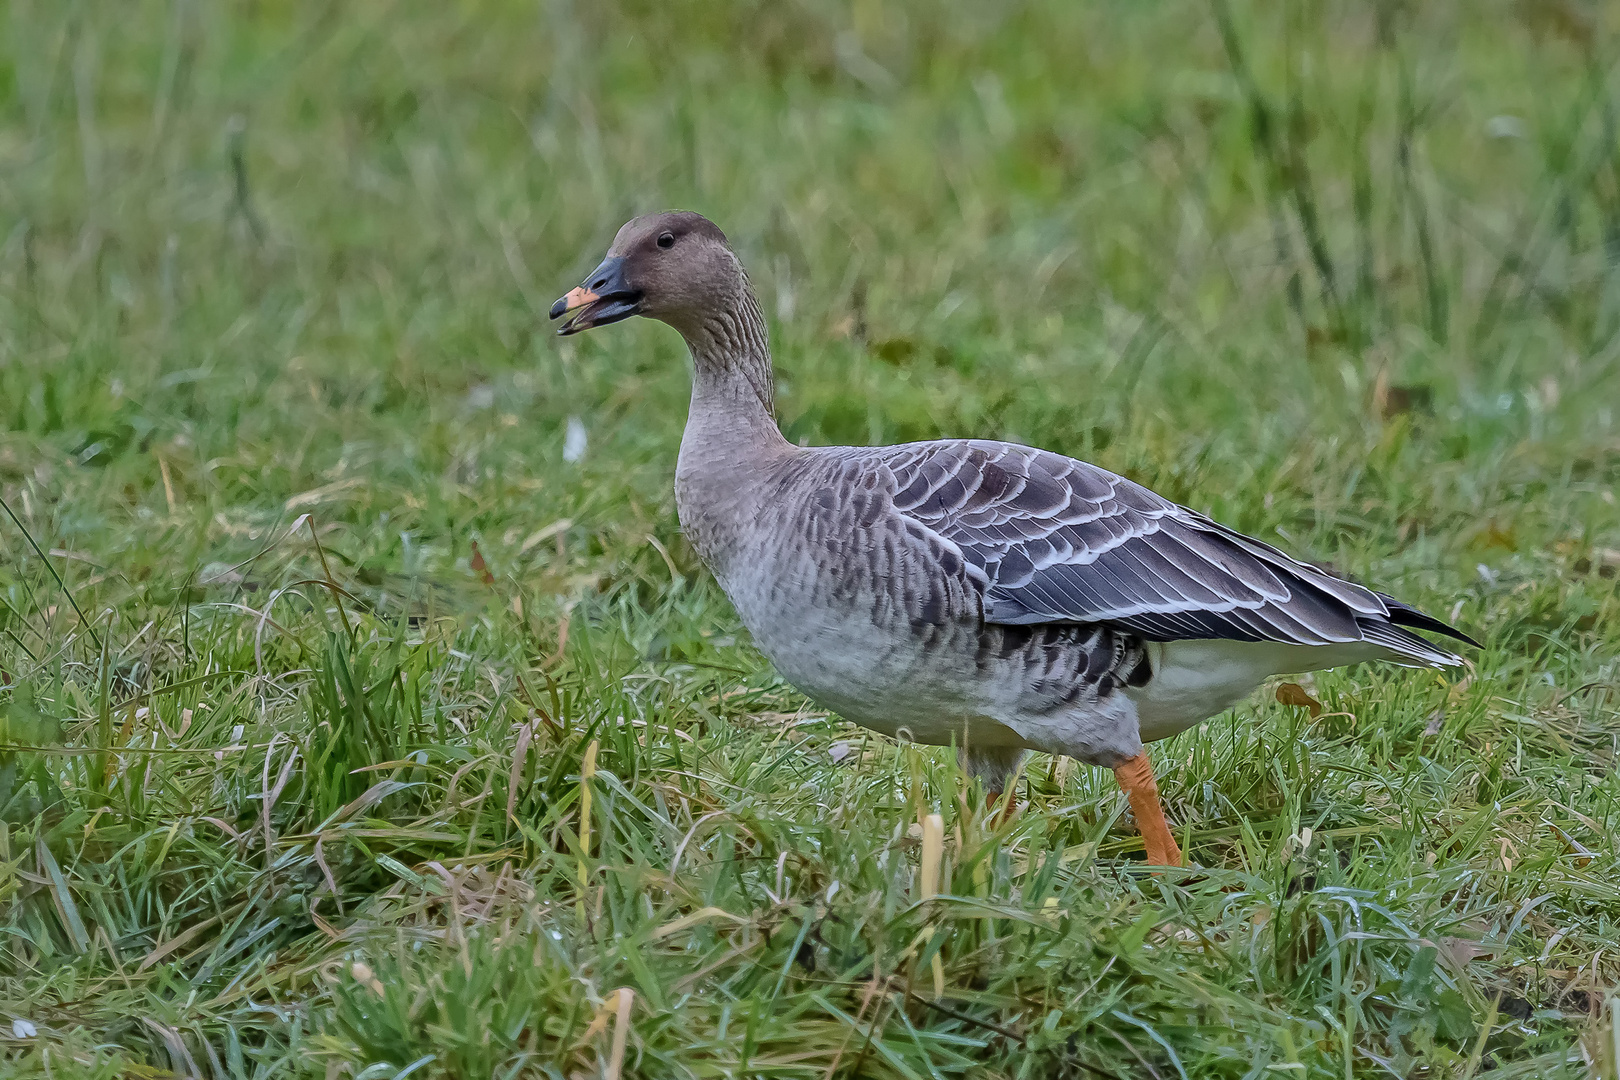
[878,440,1471,667]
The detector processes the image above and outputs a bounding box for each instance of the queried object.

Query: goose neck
[680,288,788,452]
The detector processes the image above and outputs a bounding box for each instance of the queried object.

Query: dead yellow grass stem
[917,813,945,998]
[607,987,634,1080]
[577,739,599,914]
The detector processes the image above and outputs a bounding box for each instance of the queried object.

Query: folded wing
[878,440,1472,667]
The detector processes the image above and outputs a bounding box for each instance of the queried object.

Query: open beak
[549,256,642,335]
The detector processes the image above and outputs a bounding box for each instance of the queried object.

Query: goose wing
[878,440,1471,665]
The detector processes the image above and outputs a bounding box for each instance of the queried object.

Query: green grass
[2,0,1619,1075]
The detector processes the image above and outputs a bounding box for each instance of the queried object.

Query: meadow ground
[3,1,1620,1076]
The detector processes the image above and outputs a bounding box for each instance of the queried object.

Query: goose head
[550,211,741,339]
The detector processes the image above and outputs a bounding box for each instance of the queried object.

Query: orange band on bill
[560,286,600,313]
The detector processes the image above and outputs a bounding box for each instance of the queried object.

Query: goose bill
[550,285,641,335]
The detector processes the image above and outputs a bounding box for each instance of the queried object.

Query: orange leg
[1113,752,1183,867]
[983,787,1016,825]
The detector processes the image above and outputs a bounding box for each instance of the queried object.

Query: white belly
[1128,638,1387,742]
[750,611,1023,747]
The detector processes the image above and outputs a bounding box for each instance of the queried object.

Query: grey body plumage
[556,211,1477,800]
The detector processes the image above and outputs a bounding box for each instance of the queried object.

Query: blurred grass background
[1,0,1619,1076]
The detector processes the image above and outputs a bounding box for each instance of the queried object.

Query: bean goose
[550,211,1477,866]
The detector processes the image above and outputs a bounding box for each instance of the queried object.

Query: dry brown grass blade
[506,722,534,825]
[137,915,223,973]
[606,987,635,1080]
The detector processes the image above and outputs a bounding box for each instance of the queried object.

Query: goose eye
[656,232,675,249]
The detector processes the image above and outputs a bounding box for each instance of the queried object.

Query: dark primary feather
[1374,592,1482,648]
[875,440,1470,665]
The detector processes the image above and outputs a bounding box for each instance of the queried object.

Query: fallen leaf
[1276,682,1324,717]
[469,541,495,586]
[1571,548,1620,579]
[1372,368,1435,419]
